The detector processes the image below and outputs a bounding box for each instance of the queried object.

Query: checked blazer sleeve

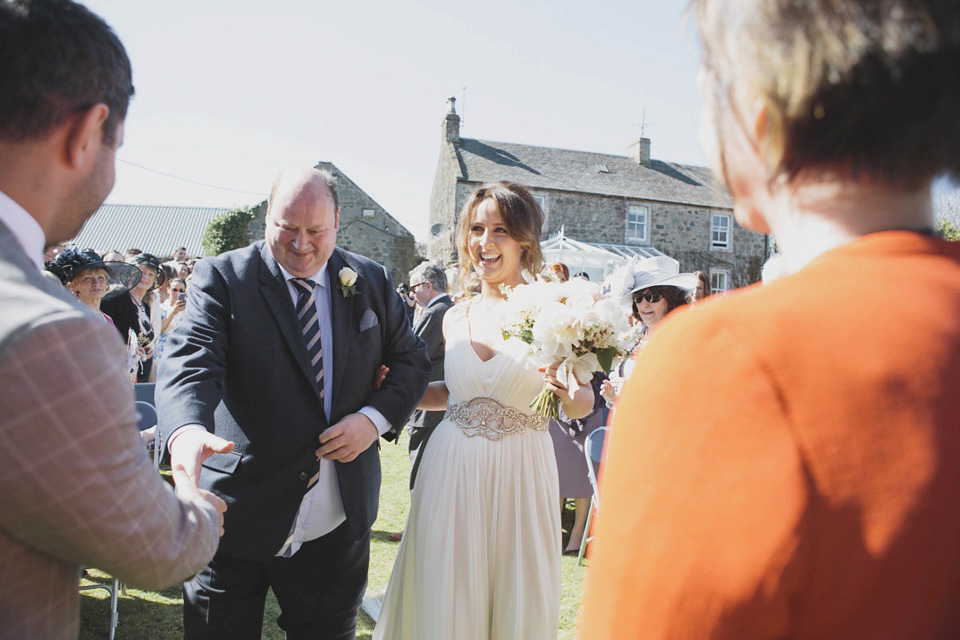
[0,312,220,639]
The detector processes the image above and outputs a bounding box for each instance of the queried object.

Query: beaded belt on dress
[446,397,548,441]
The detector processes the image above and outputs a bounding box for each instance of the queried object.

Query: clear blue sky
[83,0,708,241]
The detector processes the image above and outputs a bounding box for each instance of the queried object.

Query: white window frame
[626,204,650,243]
[711,213,732,251]
[710,268,730,294]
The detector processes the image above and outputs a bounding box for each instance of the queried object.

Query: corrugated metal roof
[456,138,733,209]
[70,204,233,258]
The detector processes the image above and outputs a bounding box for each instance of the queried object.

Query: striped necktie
[292,278,324,399]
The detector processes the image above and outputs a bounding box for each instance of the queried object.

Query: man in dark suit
[157,166,431,640]
[405,262,453,475]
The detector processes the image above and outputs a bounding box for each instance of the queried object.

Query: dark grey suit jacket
[408,293,453,434]
[156,242,430,561]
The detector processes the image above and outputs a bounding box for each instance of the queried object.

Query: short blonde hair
[455,181,545,291]
[692,0,960,188]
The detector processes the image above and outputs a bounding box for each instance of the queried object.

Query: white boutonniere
[338,267,359,297]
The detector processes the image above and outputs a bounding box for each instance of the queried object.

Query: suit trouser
[183,521,370,640]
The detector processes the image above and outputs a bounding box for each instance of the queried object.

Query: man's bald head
[267,167,339,220]
[264,167,341,278]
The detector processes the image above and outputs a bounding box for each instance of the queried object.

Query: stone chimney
[444,97,461,144]
[628,137,651,167]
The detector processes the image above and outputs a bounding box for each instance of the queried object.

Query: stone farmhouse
[245,161,419,284]
[428,98,771,292]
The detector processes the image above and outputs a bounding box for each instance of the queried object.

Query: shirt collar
[275,258,329,289]
[0,190,46,270]
[426,292,446,307]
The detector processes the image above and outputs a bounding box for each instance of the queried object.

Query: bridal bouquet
[501,278,632,419]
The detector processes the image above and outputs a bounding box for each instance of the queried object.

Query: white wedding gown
[374,302,561,640]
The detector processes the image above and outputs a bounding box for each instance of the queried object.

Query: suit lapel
[257,244,327,411]
[327,249,355,405]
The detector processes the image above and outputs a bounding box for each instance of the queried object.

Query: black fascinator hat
[45,248,142,292]
[129,253,166,290]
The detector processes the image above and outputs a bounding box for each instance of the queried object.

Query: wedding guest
[551,374,606,555]
[155,263,176,306]
[692,270,711,301]
[101,252,165,382]
[581,1,960,637]
[572,271,589,281]
[123,246,142,261]
[0,2,222,636]
[102,249,125,263]
[155,277,187,362]
[547,261,569,282]
[599,256,695,406]
[45,248,141,326]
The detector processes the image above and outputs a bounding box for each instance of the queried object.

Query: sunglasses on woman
[633,289,664,304]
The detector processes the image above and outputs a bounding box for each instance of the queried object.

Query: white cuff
[358,406,391,436]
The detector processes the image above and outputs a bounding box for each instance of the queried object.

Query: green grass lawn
[80,432,587,639]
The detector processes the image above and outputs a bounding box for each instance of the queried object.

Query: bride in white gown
[374,181,596,640]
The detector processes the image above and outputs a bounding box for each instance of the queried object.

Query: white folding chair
[578,426,609,566]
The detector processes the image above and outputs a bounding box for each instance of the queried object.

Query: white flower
[339,267,358,287]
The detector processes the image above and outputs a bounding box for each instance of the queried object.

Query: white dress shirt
[275,259,389,556]
[0,190,46,270]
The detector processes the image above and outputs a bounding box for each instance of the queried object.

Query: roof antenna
[461,86,467,130]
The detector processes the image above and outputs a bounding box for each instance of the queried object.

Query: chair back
[584,426,609,504]
[134,382,155,405]
[134,401,158,432]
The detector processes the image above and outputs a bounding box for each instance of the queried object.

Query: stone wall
[426,142,460,266]
[244,162,420,284]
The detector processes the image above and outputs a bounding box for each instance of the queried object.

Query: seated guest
[101,253,165,382]
[45,248,141,326]
[600,256,695,406]
[581,1,960,637]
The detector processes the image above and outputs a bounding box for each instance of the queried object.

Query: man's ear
[334,208,341,231]
[63,103,110,169]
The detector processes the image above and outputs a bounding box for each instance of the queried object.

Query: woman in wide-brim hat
[101,252,165,382]
[602,256,698,406]
[45,248,142,326]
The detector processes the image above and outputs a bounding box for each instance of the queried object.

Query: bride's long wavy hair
[455,181,545,293]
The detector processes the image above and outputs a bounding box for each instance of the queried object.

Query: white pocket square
[359,309,379,331]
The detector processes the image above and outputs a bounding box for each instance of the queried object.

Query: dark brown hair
[0,0,134,145]
[631,286,690,323]
[455,181,545,289]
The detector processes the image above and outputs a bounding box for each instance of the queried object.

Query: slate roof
[455,138,733,209]
[70,204,232,258]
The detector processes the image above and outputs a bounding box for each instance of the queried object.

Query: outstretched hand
[168,430,234,537]
[169,429,236,488]
[317,413,379,463]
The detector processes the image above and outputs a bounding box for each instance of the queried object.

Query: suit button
[299,472,308,481]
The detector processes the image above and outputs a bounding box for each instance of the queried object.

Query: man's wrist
[358,406,391,436]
